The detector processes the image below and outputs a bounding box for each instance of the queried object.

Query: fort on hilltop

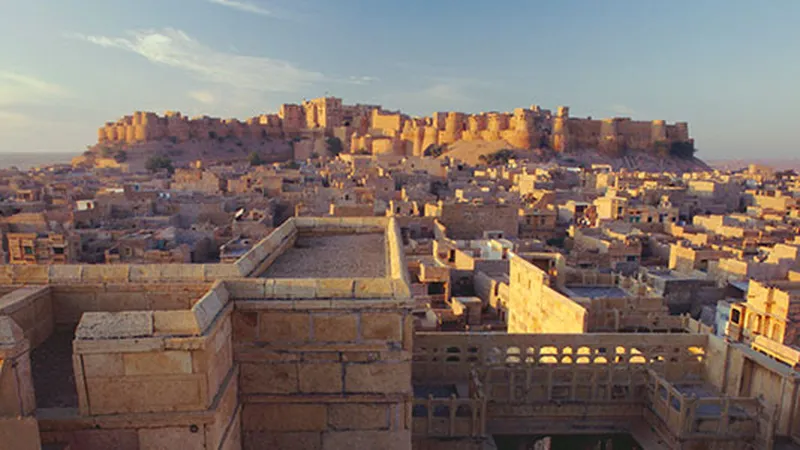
[94,97,694,161]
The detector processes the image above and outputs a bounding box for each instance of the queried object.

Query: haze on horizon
[1,0,798,159]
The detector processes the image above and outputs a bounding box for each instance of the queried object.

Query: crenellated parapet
[96,97,694,159]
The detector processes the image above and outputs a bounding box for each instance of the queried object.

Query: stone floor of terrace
[260,233,386,278]
[30,328,77,409]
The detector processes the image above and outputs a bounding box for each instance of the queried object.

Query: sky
[0,0,799,159]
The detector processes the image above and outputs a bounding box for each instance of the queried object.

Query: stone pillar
[551,106,570,152]
[440,112,464,145]
[0,316,40,450]
[421,126,439,154]
[0,317,36,417]
[651,120,666,144]
[599,119,620,155]
[674,122,689,141]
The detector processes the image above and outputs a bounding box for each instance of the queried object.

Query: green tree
[423,144,445,158]
[669,141,696,159]
[326,137,344,156]
[479,149,515,166]
[145,155,174,174]
[249,151,265,166]
[113,150,127,163]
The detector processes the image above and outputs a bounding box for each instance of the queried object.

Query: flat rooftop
[261,233,386,278]
[567,286,629,299]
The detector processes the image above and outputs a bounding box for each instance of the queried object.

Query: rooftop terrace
[261,233,386,278]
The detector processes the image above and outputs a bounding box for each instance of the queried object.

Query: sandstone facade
[96,97,692,158]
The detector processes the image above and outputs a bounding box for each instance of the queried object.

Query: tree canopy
[145,155,174,174]
[478,149,515,166]
[669,141,696,159]
[248,151,265,166]
[423,144,445,158]
[326,137,344,156]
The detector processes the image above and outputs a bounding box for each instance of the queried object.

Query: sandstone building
[96,97,693,159]
[2,217,799,449]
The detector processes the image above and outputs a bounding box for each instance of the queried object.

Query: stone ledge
[0,286,49,315]
[0,316,24,345]
[36,404,218,431]
[234,298,413,312]
[234,344,410,357]
[75,312,153,340]
[241,393,410,404]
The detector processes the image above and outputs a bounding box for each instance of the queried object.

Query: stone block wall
[43,281,241,450]
[507,254,587,334]
[435,204,519,241]
[72,283,231,416]
[233,296,414,450]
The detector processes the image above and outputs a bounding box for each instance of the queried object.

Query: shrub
[249,151,265,166]
[669,141,696,159]
[423,144,445,158]
[326,137,344,156]
[478,149,515,166]
[145,155,174,174]
[113,150,127,163]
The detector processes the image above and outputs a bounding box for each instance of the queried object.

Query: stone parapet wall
[72,306,233,416]
[413,332,709,385]
[0,286,52,348]
[49,283,211,326]
[52,281,240,450]
[235,218,299,277]
[0,264,242,285]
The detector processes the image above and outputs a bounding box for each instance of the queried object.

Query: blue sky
[1,0,798,158]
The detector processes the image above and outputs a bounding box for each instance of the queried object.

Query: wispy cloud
[72,28,325,93]
[0,71,71,106]
[610,104,636,116]
[421,83,472,103]
[347,76,378,86]
[188,90,216,104]
[0,110,32,129]
[0,72,72,132]
[207,0,271,16]
[382,76,479,112]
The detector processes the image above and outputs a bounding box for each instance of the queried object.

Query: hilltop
[78,96,703,172]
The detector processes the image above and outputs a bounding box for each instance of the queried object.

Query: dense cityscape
[3,0,800,449]
[0,93,799,450]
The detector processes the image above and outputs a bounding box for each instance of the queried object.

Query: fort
[93,97,693,159]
